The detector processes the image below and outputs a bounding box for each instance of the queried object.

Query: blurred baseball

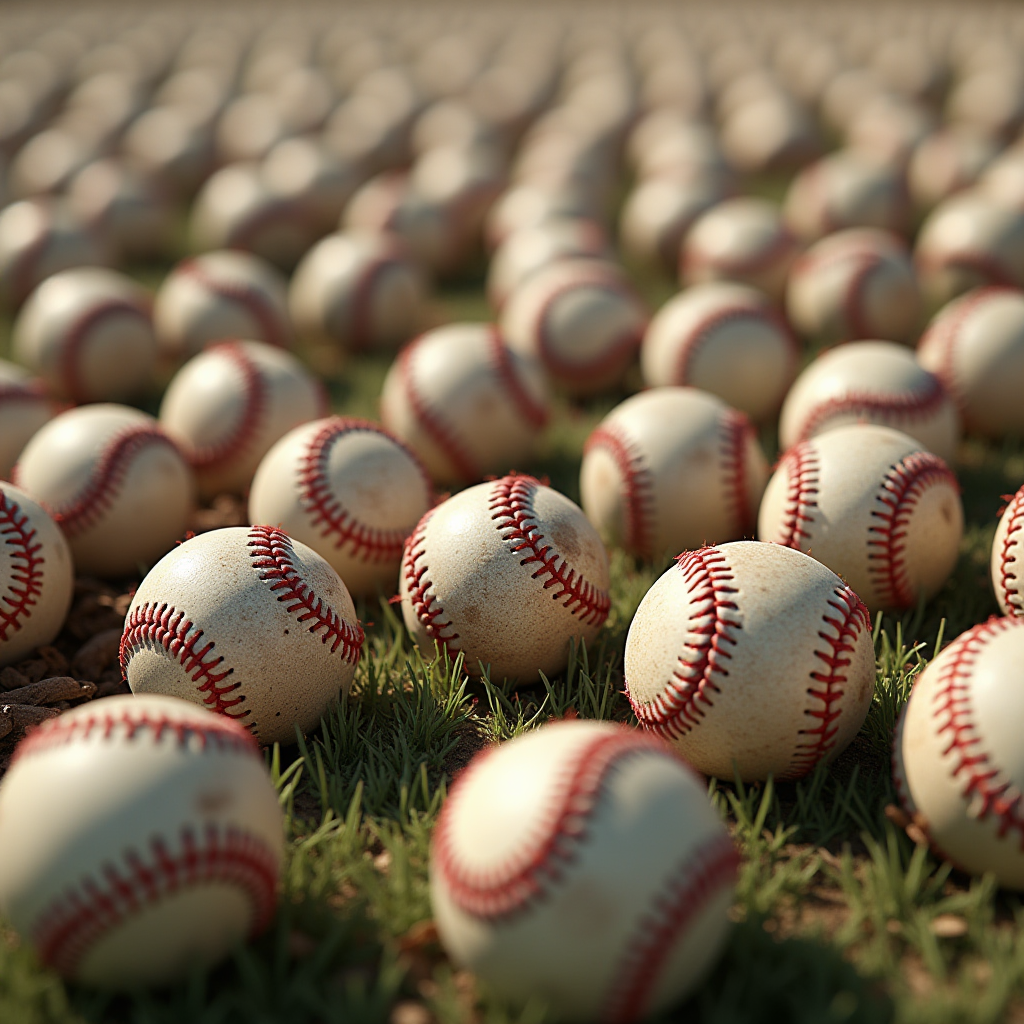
[0,361,55,480]
[991,482,1024,617]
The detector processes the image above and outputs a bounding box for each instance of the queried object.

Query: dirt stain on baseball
[196,789,234,816]
[549,520,581,560]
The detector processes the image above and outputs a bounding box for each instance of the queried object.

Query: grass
[3,267,1024,1023]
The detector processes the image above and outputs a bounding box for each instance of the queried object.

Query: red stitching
[177,258,290,349]
[59,298,151,403]
[119,602,248,719]
[532,268,645,385]
[775,441,820,549]
[720,408,756,537]
[297,416,431,563]
[489,325,550,430]
[996,485,1024,614]
[247,525,363,662]
[787,584,871,778]
[433,727,692,919]
[839,254,883,342]
[349,253,405,353]
[0,379,47,403]
[402,507,461,662]
[795,371,948,443]
[33,822,278,977]
[13,706,259,765]
[627,546,740,739]
[917,247,1019,293]
[604,832,739,1024]
[46,426,183,539]
[582,423,656,560]
[0,488,45,643]
[184,341,266,471]
[867,451,960,609]
[488,474,610,626]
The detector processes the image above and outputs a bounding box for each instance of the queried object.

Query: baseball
[625,541,875,781]
[778,340,961,463]
[484,183,592,251]
[13,403,194,577]
[121,526,363,744]
[154,250,294,361]
[400,473,610,682]
[431,719,738,1022]
[580,387,769,562]
[248,416,432,598]
[914,191,1024,306]
[380,323,550,487]
[758,424,963,613]
[0,360,55,480]
[0,694,284,986]
[640,281,798,423]
[917,286,1024,439]
[893,616,1024,890]
[12,267,157,404]
[500,258,648,397]
[786,228,923,346]
[159,340,327,500]
[288,231,427,354]
[990,483,1024,617]
[907,128,996,213]
[681,197,800,303]
[0,481,73,667]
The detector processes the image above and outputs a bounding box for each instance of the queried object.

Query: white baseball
[914,191,1024,306]
[625,541,875,781]
[248,416,432,598]
[990,483,1024,617]
[399,473,610,682]
[0,360,55,480]
[580,387,769,562]
[288,231,427,353]
[786,228,923,346]
[0,694,284,986]
[640,282,798,422]
[431,720,737,1022]
[917,286,1024,439]
[758,424,963,613]
[907,129,996,213]
[159,340,327,500]
[0,481,73,666]
[500,259,648,397]
[13,267,156,403]
[122,526,363,744]
[484,183,593,251]
[13,403,195,578]
[154,250,294,361]
[893,616,1024,889]
[380,323,550,487]
[778,340,961,462]
[681,197,800,303]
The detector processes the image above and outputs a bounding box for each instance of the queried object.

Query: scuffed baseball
[778,341,960,462]
[159,340,326,500]
[380,323,550,487]
[13,267,156,403]
[13,404,194,577]
[917,286,1024,439]
[500,259,648,397]
[625,541,875,781]
[154,250,294,361]
[400,474,610,682]
[0,694,284,986]
[122,527,363,744]
[758,424,963,613]
[991,483,1024,617]
[288,231,427,353]
[0,481,73,667]
[640,282,798,422]
[581,387,769,562]
[893,616,1024,889]
[248,417,432,598]
[0,360,55,480]
[431,720,737,1022]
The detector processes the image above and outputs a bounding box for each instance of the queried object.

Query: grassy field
[2,265,1024,1024]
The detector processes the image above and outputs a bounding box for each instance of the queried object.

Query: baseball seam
[248,525,363,661]
[582,423,656,560]
[348,255,402,353]
[917,248,1019,293]
[297,417,431,564]
[488,325,551,430]
[996,487,1024,614]
[626,546,740,739]
[0,489,45,643]
[402,507,462,663]
[489,474,610,625]
[867,451,959,610]
[775,441,820,550]
[720,408,756,538]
